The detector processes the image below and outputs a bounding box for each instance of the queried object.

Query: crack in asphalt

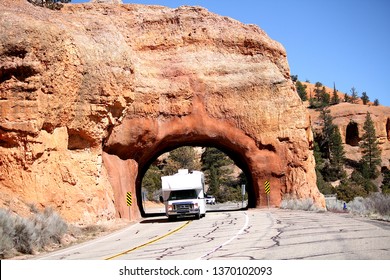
[270,219,283,247]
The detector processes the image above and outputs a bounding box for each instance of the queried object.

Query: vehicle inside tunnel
[138,145,253,217]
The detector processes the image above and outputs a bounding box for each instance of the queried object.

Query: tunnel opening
[387,118,390,141]
[346,122,359,146]
[140,146,249,216]
[135,139,255,218]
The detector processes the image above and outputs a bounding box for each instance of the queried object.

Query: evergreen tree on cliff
[296,81,308,101]
[27,0,71,10]
[361,92,370,105]
[331,83,340,105]
[349,87,359,104]
[329,126,345,176]
[319,108,346,180]
[360,112,382,179]
[319,108,334,159]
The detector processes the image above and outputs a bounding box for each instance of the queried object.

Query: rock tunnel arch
[102,114,289,220]
[387,118,390,141]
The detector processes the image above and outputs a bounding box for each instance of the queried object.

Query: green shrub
[336,180,367,202]
[316,170,336,195]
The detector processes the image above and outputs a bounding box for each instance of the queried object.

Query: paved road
[36,209,390,260]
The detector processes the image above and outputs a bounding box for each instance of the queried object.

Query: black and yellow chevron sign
[126,192,132,206]
[264,180,270,194]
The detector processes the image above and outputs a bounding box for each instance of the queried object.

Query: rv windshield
[168,189,198,200]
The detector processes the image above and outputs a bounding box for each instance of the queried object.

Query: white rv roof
[161,170,204,191]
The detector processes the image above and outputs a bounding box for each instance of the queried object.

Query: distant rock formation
[0,0,323,223]
[309,103,390,167]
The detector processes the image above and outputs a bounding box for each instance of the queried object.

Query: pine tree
[319,108,346,180]
[374,99,380,106]
[319,108,334,159]
[291,75,298,82]
[314,82,323,101]
[295,81,308,101]
[350,87,359,104]
[329,126,346,176]
[163,146,200,175]
[201,148,236,202]
[207,166,220,197]
[360,112,381,179]
[142,165,162,201]
[361,92,369,105]
[313,141,324,171]
[321,86,330,107]
[331,82,340,105]
[201,147,232,170]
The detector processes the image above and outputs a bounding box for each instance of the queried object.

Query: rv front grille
[173,203,194,211]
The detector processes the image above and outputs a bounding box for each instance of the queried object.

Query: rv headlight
[194,203,199,209]
[168,205,173,211]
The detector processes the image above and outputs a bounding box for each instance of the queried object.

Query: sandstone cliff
[0,0,323,223]
[309,103,390,168]
[302,82,390,168]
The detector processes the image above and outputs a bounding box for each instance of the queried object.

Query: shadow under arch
[136,139,255,217]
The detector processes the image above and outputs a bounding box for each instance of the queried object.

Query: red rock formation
[0,0,324,223]
[309,103,390,167]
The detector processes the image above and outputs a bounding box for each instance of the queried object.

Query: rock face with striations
[0,0,324,223]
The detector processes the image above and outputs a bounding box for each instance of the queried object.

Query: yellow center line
[104,220,191,260]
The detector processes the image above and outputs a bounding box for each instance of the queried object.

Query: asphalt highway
[35,208,390,260]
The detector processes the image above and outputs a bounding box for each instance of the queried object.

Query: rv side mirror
[159,196,164,203]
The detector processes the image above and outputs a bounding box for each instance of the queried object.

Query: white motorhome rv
[160,169,206,220]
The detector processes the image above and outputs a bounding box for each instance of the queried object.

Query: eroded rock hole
[387,118,390,141]
[4,47,28,58]
[346,122,359,146]
[0,65,38,83]
[67,128,94,150]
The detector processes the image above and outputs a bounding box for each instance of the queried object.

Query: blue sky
[71,0,390,106]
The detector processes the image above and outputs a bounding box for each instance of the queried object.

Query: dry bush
[31,207,68,249]
[0,206,68,258]
[326,193,390,220]
[280,195,323,212]
[348,193,390,220]
[0,209,15,258]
